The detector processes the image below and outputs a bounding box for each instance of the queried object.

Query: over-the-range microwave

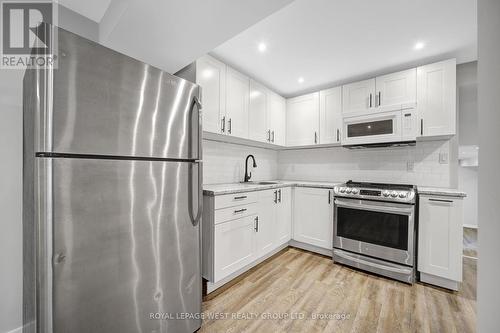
[342,107,417,148]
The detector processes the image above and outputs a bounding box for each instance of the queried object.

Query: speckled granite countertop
[203,180,343,196]
[417,187,467,198]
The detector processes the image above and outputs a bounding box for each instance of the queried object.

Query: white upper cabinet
[286,92,320,146]
[417,59,457,137]
[319,87,342,144]
[293,187,333,250]
[267,92,286,145]
[342,78,376,114]
[375,68,416,109]
[225,66,249,138]
[196,55,226,134]
[248,80,269,142]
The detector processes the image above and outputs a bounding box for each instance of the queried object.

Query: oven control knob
[390,191,398,198]
[346,188,352,194]
[382,190,390,197]
[352,188,359,194]
[340,187,346,193]
[398,191,407,198]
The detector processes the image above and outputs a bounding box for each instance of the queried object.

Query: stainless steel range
[333,181,417,283]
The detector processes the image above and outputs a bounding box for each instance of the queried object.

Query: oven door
[333,197,415,266]
[342,110,402,146]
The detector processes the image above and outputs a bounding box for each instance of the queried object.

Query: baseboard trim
[420,272,460,291]
[288,240,332,257]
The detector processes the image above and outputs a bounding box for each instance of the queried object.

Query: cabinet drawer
[215,203,258,224]
[215,192,258,209]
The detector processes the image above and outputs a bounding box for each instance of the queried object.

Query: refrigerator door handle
[189,95,202,160]
[188,161,203,226]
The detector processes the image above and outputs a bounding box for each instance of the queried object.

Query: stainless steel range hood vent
[343,141,416,149]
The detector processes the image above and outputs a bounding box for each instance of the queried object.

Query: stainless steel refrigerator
[23,24,203,333]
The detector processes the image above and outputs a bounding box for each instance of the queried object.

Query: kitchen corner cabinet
[196,55,226,134]
[248,80,269,142]
[293,187,333,250]
[286,92,320,146]
[319,87,342,144]
[417,59,457,137]
[418,195,463,290]
[267,92,286,145]
[225,66,250,138]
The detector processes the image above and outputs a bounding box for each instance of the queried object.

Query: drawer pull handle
[234,196,247,200]
[429,198,453,203]
[234,208,247,214]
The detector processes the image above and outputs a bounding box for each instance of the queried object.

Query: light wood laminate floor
[200,247,476,333]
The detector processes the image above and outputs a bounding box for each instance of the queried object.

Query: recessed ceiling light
[298,77,304,84]
[414,41,425,50]
[258,42,267,53]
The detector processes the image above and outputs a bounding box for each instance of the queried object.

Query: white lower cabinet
[418,195,463,290]
[293,187,334,250]
[256,190,277,256]
[214,214,258,282]
[275,187,292,246]
[204,187,293,289]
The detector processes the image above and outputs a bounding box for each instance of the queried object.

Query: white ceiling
[212,0,477,97]
[98,0,295,74]
[58,0,112,22]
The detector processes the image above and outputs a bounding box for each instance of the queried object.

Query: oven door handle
[334,199,413,215]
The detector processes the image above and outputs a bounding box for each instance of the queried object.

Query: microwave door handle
[334,199,413,215]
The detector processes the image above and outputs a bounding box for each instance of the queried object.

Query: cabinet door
[375,68,416,108]
[248,80,268,142]
[417,59,456,137]
[196,55,226,134]
[342,78,375,114]
[226,66,249,138]
[293,187,333,249]
[214,215,257,282]
[418,196,463,281]
[286,92,320,146]
[267,92,286,145]
[319,87,342,144]
[256,190,276,257]
[275,187,292,246]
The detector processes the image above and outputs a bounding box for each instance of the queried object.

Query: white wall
[457,61,478,228]
[0,6,98,333]
[203,140,278,184]
[278,140,454,187]
[478,0,500,331]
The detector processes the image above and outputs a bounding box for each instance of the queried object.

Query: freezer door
[40,157,202,333]
[31,26,201,159]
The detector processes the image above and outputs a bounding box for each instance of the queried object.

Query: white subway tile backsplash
[202,139,453,187]
[277,140,452,187]
[202,140,278,184]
